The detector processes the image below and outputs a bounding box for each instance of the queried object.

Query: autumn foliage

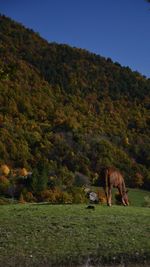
[0,14,150,203]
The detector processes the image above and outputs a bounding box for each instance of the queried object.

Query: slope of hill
[0,14,150,195]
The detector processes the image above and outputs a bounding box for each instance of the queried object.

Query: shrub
[24,191,36,202]
[61,191,73,204]
[52,188,63,203]
[97,190,107,204]
[40,188,65,203]
[71,187,87,204]
[40,189,56,203]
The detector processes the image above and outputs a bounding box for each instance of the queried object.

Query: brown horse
[100,167,129,206]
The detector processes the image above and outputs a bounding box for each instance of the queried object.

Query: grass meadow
[0,189,150,267]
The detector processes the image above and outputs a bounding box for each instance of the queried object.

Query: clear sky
[0,0,150,77]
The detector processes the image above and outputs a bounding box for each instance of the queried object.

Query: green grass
[128,189,150,207]
[94,187,150,207]
[0,202,150,266]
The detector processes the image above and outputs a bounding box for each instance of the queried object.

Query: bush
[61,191,73,204]
[24,191,36,202]
[40,189,56,203]
[40,188,73,204]
[71,187,87,204]
[97,190,107,204]
[40,186,89,204]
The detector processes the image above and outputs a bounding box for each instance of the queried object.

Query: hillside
[0,14,150,199]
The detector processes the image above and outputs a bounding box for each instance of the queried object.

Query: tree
[30,168,38,193]
[0,176,10,194]
[30,168,48,194]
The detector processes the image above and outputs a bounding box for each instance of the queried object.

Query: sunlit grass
[0,202,150,266]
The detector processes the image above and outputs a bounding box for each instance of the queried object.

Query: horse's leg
[108,186,112,206]
[104,169,110,206]
[122,198,126,206]
[104,186,109,206]
[118,186,126,206]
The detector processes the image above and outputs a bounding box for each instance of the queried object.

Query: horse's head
[122,190,129,206]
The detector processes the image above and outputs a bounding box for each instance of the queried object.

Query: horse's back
[108,169,123,187]
[100,167,123,188]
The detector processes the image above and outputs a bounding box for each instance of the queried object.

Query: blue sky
[1,0,150,77]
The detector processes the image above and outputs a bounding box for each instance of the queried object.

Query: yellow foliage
[97,191,107,204]
[19,168,28,177]
[124,137,129,145]
[40,188,73,204]
[41,189,56,203]
[0,164,10,176]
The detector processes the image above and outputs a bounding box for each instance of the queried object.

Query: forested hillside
[0,14,150,201]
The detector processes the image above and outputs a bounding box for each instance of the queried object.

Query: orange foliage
[0,164,10,176]
[40,189,57,203]
[19,168,28,177]
[24,191,36,202]
[40,188,73,204]
[97,190,107,204]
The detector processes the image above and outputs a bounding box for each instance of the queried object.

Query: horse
[100,167,129,206]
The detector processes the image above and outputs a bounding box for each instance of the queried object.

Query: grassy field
[0,189,150,267]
